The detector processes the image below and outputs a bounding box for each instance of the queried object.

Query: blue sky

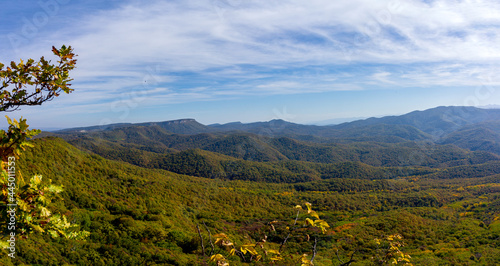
[1,0,500,129]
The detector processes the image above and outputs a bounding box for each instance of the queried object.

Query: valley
[1,106,498,265]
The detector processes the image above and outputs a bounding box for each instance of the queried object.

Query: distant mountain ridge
[58,118,215,135]
[56,106,500,154]
[334,106,500,137]
[136,118,215,134]
[59,106,500,135]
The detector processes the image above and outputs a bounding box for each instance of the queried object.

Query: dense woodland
[2,106,500,265]
[4,137,500,265]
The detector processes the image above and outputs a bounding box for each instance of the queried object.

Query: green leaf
[31,175,43,186]
[0,240,10,249]
[47,184,64,193]
[48,230,59,238]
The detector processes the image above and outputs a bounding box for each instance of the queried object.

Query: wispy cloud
[1,0,500,126]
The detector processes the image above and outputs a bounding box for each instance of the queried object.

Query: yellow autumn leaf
[305,218,314,226]
[309,211,320,219]
[240,247,247,255]
[210,254,226,262]
[267,249,280,255]
[213,233,228,239]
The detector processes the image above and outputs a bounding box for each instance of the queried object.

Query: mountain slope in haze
[323,123,432,142]
[55,106,500,156]
[210,119,325,137]
[209,106,500,142]
[58,118,214,135]
[137,118,215,134]
[57,106,500,141]
[333,106,500,138]
[210,119,432,142]
[62,124,500,169]
[439,121,500,155]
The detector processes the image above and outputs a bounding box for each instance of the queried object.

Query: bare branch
[279,209,301,253]
[196,223,205,256]
[338,250,357,266]
[310,237,318,263]
[203,222,215,256]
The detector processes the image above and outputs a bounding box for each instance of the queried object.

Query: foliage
[208,202,329,265]
[0,116,89,258]
[0,116,40,161]
[0,45,76,112]
[373,234,412,265]
[0,46,88,262]
[60,130,500,187]
[2,136,499,265]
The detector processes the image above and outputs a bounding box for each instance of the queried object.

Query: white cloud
[371,71,394,84]
[2,0,500,123]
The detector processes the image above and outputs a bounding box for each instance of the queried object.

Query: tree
[0,46,88,259]
[373,234,413,265]
[207,202,330,265]
[0,45,76,112]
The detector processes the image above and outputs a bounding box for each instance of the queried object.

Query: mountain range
[56,106,500,155]
[44,106,500,184]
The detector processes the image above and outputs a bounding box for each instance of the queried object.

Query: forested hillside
[4,131,500,265]
[53,107,500,187]
[2,106,499,265]
[58,106,500,155]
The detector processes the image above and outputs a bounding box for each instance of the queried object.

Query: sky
[1,0,500,129]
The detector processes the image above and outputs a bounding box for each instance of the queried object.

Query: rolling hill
[439,121,500,155]
[5,134,500,265]
[4,106,500,265]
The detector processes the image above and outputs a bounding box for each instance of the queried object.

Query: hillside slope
[333,106,500,137]
[12,137,293,265]
[5,136,500,265]
[439,121,500,155]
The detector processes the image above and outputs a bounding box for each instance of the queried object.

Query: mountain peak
[146,119,212,134]
[269,119,289,123]
[160,118,198,124]
[334,106,500,137]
